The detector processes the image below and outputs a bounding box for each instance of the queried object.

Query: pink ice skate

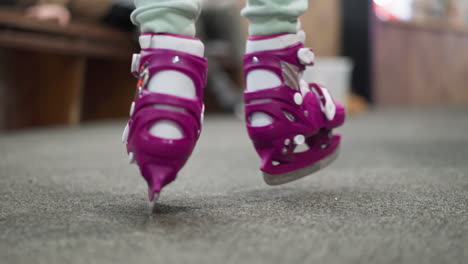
[243,32,345,185]
[122,33,207,201]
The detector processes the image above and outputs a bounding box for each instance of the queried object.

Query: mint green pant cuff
[132,0,308,37]
[131,0,201,37]
[241,0,308,36]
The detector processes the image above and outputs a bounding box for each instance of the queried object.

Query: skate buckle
[131,54,141,78]
[321,88,336,121]
[312,86,336,121]
[297,48,315,65]
[136,63,149,92]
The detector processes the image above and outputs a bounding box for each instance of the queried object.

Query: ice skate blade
[148,193,160,215]
[263,147,340,186]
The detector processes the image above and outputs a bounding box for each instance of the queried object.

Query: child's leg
[241,0,307,36]
[124,0,207,201]
[132,0,201,36]
[241,0,346,185]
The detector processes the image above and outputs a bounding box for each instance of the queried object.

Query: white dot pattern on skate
[294,93,303,105]
[294,134,306,145]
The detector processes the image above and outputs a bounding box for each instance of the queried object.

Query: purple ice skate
[243,33,345,185]
[122,33,208,201]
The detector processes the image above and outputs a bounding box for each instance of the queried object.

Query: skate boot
[122,33,207,201]
[243,32,345,185]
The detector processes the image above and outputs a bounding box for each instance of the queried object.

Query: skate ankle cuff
[138,33,205,57]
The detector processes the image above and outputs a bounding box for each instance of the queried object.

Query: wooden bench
[0,7,138,130]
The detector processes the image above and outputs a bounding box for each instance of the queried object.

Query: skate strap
[130,107,200,158]
[246,98,309,127]
[244,43,306,75]
[244,86,300,106]
[244,43,315,71]
[133,91,203,125]
[134,49,208,98]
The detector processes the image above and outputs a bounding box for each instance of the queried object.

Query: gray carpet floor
[1,108,467,264]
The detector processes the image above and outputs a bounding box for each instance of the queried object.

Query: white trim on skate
[131,53,140,76]
[122,123,129,143]
[139,35,205,57]
[246,34,301,53]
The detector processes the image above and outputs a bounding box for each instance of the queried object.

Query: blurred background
[0,0,466,130]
